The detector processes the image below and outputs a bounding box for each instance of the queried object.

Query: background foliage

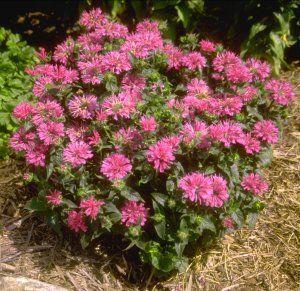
[0,28,36,158]
[94,0,299,74]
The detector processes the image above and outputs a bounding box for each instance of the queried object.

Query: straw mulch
[0,67,299,290]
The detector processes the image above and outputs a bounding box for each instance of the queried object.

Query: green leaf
[151,192,168,207]
[199,215,216,233]
[25,197,47,212]
[80,233,91,249]
[154,219,166,239]
[175,4,190,28]
[231,210,244,228]
[258,147,273,167]
[247,212,259,229]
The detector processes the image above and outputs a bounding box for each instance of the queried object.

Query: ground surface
[0,67,299,290]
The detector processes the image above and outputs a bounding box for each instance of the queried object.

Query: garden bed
[0,67,299,290]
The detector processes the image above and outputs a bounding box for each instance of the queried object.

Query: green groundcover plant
[11,8,295,274]
[0,28,36,158]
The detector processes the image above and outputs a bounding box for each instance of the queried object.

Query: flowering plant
[11,8,295,274]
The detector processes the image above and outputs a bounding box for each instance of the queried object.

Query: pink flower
[32,100,64,125]
[179,173,212,203]
[187,78,210,97]
[199,40,216,53]
[121,201,148,227]
[46,189,62,206]
[78,57,104,85]
[101,51,131,74]
[13,102,35,120]
[265,79,295,106]
[114,127,142,150]
[182,52,206,70]
[80,196,104,220]
[223,217,234,229]
[68,94,99,119]
[67,210,87,233]
[87,130,101,146]
[25,143,48,167]
[253,120,278,144]
[239,133,261,154]
[53,37,75,64]
[209,121,243,147]
[63,141,93,167]
[10,127,36,152]
[241,173,268,195]
[147,141,175,173]
[238,85,258,102]
[140,116,157,132]
[246,58,270,81]
[163,44,184,70]
[79,8,107,30]
[100,153,132,181]
[121,74,146,93]
[204,175,229,207]
[225,63,252,83]
[102,92,136,120]
[213,51,241,72]
[161,135,181,151]
[37,121,64,145]
[66,124,89,142]
[181,121,209,147]
[36,47,47,61]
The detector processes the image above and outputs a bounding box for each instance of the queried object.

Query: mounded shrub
[11,8,295,274]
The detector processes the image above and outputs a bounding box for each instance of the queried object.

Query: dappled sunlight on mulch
[0,67,299,290]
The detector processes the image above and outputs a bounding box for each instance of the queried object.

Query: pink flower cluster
[11,8,294,236]
[179,173,229,208]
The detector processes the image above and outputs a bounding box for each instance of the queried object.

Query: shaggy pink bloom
[68,94,99,119]
[209,121,243,147]
[181,121,209,147]
[182,52,206,70]
[114,127,142,150]
[179,173,212,203]
[32,100,64,125]
[209,96,243,116]
[13,102,35,120]
[102,22,128,39]
[95,109,109,122]
[199,40,216,53]
[66,124,89,142]
[102,92,136,120]
[140,116,157,132]
[63,141,93,167]
[204,175,229,207]
[213,51,241,72]
[121,74,146,93]
[163,44,184,70]
[223,217,234,229]
[253,120,278,144]
[53,37,75,64]
[225,63,252,83]
[10,128,36,152]
[187,78,210,97]
[80,196,104,220]
[37,121,64,145]
[101,51,131,74]
[101,153,132,181]
[87,130,101,146]
[36,47,47,61]
[121,201,148,227]
[241,173,268,195]
[25,143,48,167]
[238,85,258,102]
[136,20,160,34]
[161,135,181,151]
[67,210,87,233]
[121,30,163,59]
[33,76,53,98]
[147,141,175,173]
[78,57,104,84]
[246,58,270,81]
[46,189,62,206]
[239,133,261,154]
[265,79,295,105]
[79,8,107,30]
